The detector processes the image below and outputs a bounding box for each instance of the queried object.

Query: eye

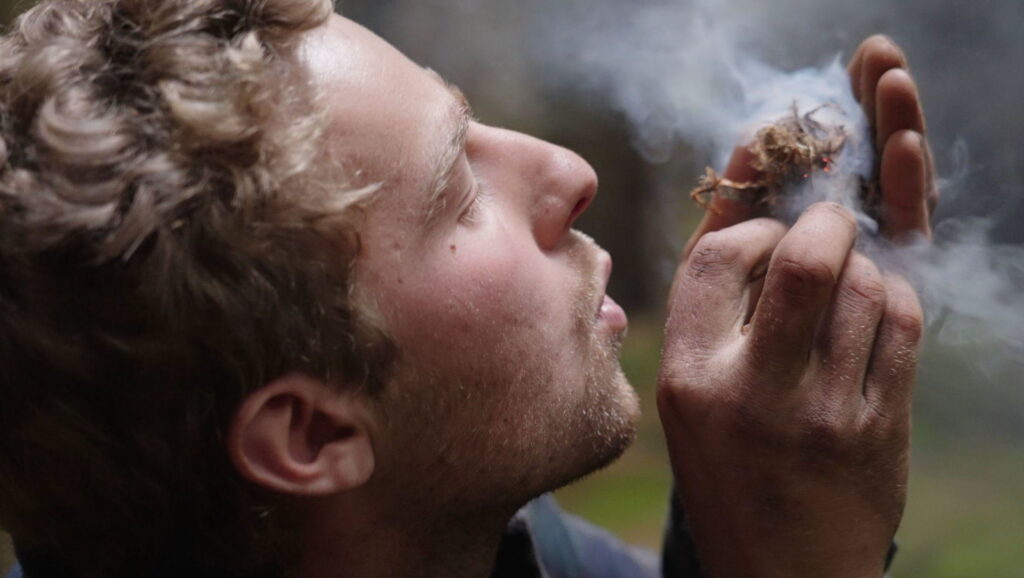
[457,179,485,225]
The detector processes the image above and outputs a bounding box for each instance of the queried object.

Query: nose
[475,126,597,250]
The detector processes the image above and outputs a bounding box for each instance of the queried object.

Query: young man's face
[301,15,639,511]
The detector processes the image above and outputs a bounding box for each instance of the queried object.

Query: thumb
[684,146,761,258]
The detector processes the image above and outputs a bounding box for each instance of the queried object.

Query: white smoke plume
[346,0,1024,433]
[533,0,1024,397]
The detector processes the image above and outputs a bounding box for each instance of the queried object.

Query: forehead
[299,15,450,207]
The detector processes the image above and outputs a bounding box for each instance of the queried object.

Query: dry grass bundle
[690,103,879,215]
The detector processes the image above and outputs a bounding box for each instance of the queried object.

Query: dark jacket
[6,492,893,577]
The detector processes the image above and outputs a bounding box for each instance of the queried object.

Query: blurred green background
[2,0,1023,576]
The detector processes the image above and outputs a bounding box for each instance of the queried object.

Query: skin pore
[281,14,640,578]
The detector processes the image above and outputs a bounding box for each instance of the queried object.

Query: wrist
[672,486,892,578]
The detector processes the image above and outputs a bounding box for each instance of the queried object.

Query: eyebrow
[421,70,473,230]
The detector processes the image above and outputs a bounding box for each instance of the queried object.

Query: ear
[228,373,376,496]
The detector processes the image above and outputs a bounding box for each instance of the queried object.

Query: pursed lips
[595,249,613,314]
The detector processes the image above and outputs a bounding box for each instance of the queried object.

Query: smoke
[531,0,864,162]
[347,0,1024,434]
[527,0,1024,398]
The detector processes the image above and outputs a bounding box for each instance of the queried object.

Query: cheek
[387,240,568,369]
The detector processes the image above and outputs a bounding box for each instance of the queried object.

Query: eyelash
[458,179,484,225]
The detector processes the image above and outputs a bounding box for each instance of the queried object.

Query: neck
[291,490,517,578]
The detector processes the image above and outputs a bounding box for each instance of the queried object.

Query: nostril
[569,197,589,224]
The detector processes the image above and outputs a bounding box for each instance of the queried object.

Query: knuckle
[840,255,887,308]
[861,407,910,442]
[878,67,914,91]
[808,201,858,233]
[687,232,742,279]
[883,277,925,341]
[656,378,695,423]
[773,254,836,300]
[657,346,705,392]
[887,303,925,342]
[849,274,888,304]
[656,358,720,420]
[864,35,907,67]
[655,373,683,405]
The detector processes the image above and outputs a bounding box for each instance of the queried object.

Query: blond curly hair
[0,0,390,575]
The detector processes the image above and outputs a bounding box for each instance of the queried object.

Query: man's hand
[684,35,936,255]
[658,204,924,577]
[660,36,933,577]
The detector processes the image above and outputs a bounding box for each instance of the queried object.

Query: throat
[291,493,517,578]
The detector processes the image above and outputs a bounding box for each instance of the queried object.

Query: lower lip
[598,294,628,332]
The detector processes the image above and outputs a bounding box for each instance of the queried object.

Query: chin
[588,372,641,467]
[550,367,641,493]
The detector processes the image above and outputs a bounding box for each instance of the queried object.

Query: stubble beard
[552,232,641,488]
[374,232,640,516]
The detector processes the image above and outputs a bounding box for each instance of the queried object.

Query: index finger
[667,218,787,353]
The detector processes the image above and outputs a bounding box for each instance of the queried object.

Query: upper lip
[596,250,612,304]
[601,251,613,287]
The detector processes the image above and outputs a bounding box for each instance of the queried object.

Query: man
[0,0,933,576]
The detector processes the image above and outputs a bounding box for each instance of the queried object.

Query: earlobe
[228,373,376,497]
